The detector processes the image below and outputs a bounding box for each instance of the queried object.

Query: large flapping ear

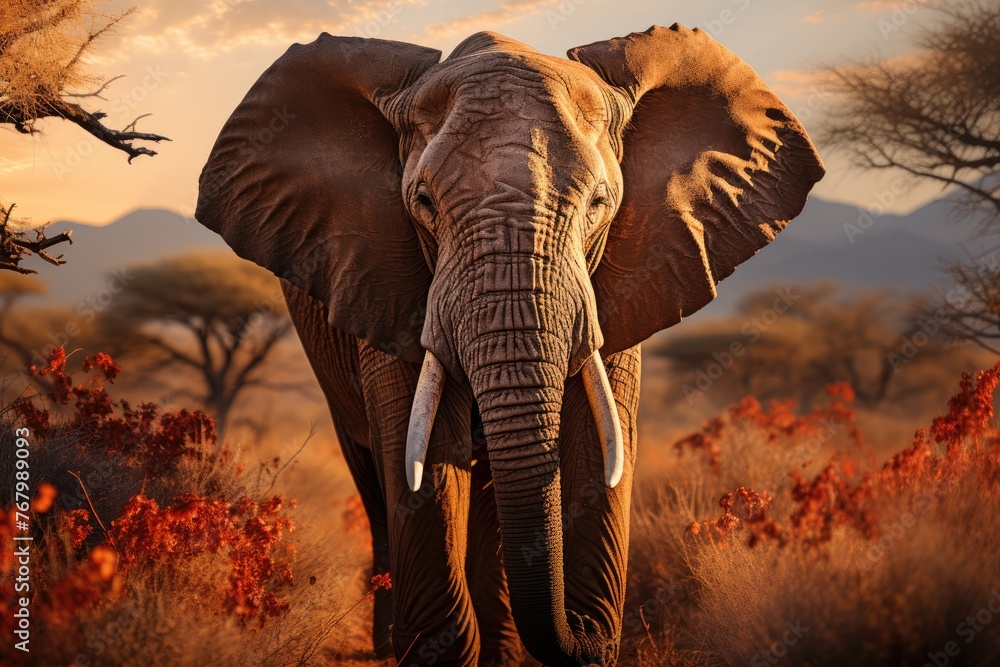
[196,35,441,363]
[568,24,825,355]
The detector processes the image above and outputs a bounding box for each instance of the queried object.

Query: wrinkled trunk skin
[460,308,615,666]
[423,169,619,663]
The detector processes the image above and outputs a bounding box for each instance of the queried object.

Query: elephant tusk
[581,350,624,488]
[405,350,446,493]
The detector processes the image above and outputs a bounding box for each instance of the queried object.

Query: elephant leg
[357,342,480,667]
[334,418,394,657]
[281,283,393,656]
[466,410,523,666]
[558,344,642,665]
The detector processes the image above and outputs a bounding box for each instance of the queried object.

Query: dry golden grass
[5,345,1000,666]
[624,365,1000,666]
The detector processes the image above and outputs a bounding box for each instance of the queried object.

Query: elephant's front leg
[558,344,641,664]
[358,342,480,666]
[466,424,523,665]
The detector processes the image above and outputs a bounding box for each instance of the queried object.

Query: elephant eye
[416,192,436,213]
[413,184,437,221]
[588,184,612,217]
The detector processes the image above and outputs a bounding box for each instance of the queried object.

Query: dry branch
[0,0,168,272]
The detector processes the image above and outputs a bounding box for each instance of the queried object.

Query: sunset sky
[2,0,946,226]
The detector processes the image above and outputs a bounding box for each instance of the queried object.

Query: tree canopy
[819,1,1000,233]
[100,252,295,437]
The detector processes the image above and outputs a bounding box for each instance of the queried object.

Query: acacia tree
[655,285,952,407]
[101,252,296,438]
[819,1,1000,351]
[1,0,167,272]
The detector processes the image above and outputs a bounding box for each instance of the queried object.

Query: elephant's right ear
[196,35,441,363]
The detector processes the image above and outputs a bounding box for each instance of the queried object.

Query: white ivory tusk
[581,350,624,488]
[405,350,446,493]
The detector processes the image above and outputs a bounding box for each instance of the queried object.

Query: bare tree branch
[0,1,168,272]
[0,204,73,274]
[820,1,1000,351]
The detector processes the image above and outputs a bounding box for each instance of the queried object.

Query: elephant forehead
[407,50,617,140]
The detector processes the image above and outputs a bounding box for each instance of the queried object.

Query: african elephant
[195,25,823,667]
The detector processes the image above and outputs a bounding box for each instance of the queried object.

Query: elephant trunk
[407,202,623,664]
[464,328,615,666]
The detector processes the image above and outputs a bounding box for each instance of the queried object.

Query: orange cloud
[99,0,427,60]
[854,0,916,13]
[425,0,553,40]
[768,69,836,97]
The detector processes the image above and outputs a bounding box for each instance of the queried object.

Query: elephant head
[197,25,823,666]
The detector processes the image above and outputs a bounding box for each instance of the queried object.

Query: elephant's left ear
[569,24,825,355]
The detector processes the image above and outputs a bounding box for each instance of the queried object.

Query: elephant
[195,24,824,667]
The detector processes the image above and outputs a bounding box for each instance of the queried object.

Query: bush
[624,362,1000,666]
[0,349,380,666]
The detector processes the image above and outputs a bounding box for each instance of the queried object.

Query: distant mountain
[693,195,988,319]
[19,197,986,315]
[24,209,228,306]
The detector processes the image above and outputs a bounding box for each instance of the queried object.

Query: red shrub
[930,362,1000,448]
[685,363,1000,551]
[788,457,877,545]
[110,493,296,623]
[39,546,121,627]
[60,509,93,550]
[687,486,772,545]
[2,350,298,638]
[674,382,863,471]
[14,348,216,472]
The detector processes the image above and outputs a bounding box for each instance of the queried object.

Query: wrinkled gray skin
[197,25,824,667]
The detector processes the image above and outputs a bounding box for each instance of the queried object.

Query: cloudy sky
[3,0,943,225]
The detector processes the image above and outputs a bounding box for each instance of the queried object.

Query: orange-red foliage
[687,486,772,545]
[39,546,121,627]
[675,382,863,473]
[686,362,1000,550]
[2,350,298,640]
[788,456,877,545]
[110,493,295,623]
[0,507,118,645]
[31,481,57,513]
[930,363,1000,447]
[14,348,216,473]
[60,508,93,549]
[371,572,392,592]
